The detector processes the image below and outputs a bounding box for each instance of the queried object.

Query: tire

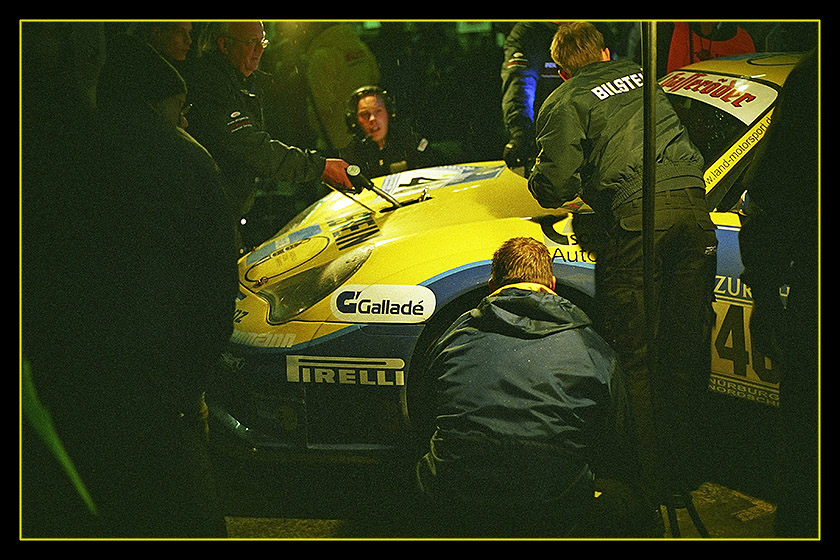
[403,288,487,456]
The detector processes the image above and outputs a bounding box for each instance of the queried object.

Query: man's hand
[503,131,531,169]
[321,158,354,191]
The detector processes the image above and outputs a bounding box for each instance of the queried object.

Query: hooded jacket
[424,284,632,500]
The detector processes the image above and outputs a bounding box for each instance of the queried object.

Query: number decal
[714,305,749,378]
[710,301,780,406]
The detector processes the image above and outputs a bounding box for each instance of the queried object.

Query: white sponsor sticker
[330,284,436,323]
[660,70,778,125]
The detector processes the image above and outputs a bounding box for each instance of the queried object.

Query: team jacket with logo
[529,59,705,216]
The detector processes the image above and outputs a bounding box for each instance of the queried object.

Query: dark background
[21,21,818,245]
[20,20,818,538]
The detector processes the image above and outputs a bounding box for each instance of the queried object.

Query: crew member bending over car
[416,237,649,538]
[528,22,718,511]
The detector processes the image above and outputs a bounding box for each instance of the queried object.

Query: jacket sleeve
[198,94,326,185]
[500,23,555,138]
[239,123,327,186]
[528,100,585,208]
[187,65,327,188]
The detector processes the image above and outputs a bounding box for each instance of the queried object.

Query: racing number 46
[713,303,780,385]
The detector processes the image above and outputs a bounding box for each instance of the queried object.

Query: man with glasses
[218,23,269,78]
[183,21,355,249]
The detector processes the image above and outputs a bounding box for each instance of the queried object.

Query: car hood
[235,163,592,327]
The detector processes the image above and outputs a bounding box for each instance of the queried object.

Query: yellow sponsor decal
[704,109,774,193]
[286,355,406,386]
[710,299,780,407]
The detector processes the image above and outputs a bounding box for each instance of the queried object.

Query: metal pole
[642,22,656,356]
[641,25,709,538]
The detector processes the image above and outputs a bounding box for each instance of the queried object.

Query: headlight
[256,244,373,325]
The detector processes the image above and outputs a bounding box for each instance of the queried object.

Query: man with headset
[339,85,440,178]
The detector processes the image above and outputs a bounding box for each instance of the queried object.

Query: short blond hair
[490,237,554,289]
[550,22,605,76]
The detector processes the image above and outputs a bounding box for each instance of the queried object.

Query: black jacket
[339,120,436,178]
[500,22,562,143]
[182,51,327,217]
[426,284,634,497]
[92,103,238,414]
[501,22,620,142]
[529,59,705,216]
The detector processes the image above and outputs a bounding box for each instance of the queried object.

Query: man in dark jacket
[24,34,237,538]
[739,51,818,539]
[182,22,354,235]
[500,22,564,170]
[416,237,645,538]
[528,22,718,509]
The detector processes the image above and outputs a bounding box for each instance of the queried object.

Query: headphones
[345,85,397,137]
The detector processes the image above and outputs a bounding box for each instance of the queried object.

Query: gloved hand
[345,164,371,194]
[503,131,531,169]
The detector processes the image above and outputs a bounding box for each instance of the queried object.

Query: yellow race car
[210,53,803,461]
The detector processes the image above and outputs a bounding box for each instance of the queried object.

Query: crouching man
[416,237,653,538]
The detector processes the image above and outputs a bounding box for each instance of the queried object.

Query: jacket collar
[489,282,556,298]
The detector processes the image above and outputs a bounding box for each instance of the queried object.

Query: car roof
[673,53,806,88]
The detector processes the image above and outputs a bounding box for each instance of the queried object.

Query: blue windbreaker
[425,284,634,499]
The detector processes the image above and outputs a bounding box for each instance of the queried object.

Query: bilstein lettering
[591,72,643,100]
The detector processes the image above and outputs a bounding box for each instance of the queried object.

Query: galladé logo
[331,284,436,323]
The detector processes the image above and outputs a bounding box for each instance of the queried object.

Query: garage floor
[656,482,775,539]
[223,479,777,540]
[219,452,794,540]
[219,394,816,540]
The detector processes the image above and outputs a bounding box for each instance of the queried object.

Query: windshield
[667,94,749,166]
[660,68,782,211]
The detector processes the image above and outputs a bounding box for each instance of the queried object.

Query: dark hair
[96,34,186,110]
[490,237,554,289]
[345,85,395,136]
